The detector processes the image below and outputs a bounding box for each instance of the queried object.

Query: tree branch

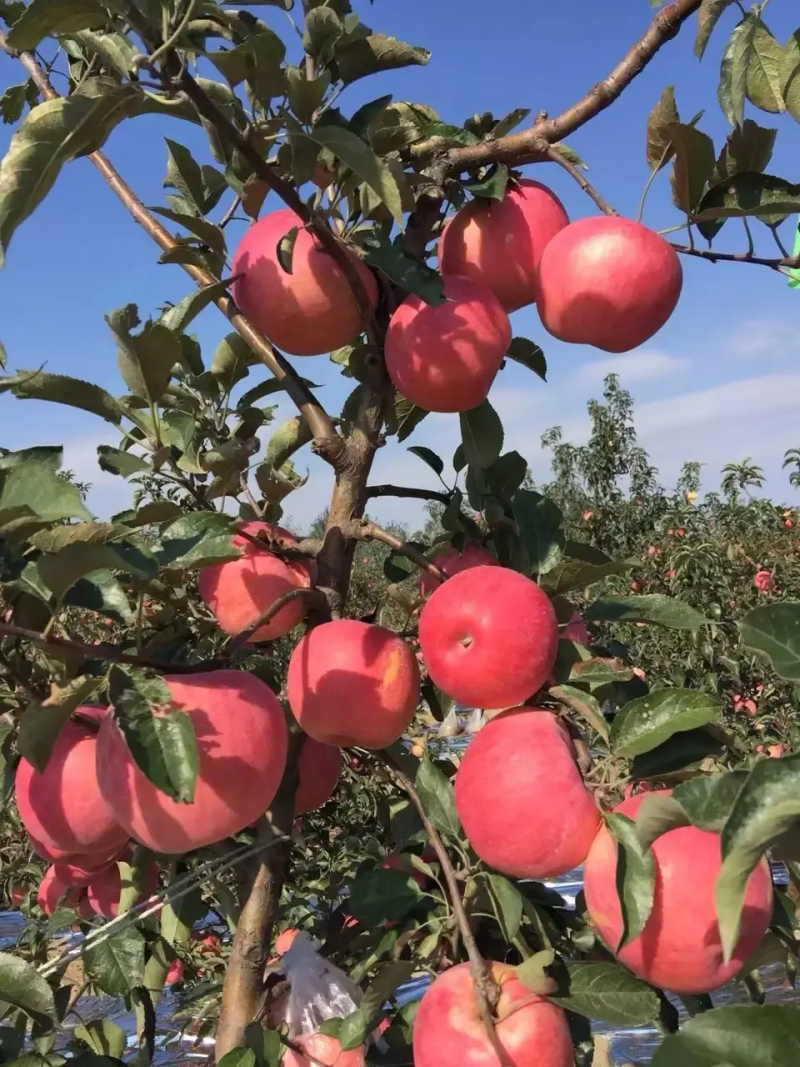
[228,588,330,653]
[440,0,703,172]
[0,621,222,674]
[352,520,447,583]
[670,242,800,271]
[365,485,452,506]
[376,754,513,1067]
[546,149,618,217]
[0,32,341,462]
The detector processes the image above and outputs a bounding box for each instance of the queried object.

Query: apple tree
[0,1,800,1065]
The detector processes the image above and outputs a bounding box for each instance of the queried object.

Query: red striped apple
[419,543,499,599]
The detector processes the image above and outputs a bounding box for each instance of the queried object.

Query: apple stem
[545,149,619,218]
[377,754,515,1067]
[354,521,449,584]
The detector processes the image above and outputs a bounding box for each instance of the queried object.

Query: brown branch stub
[377,754,513,1067]
[670,242,800,271]
[229,588,330,653]
[365,484,452,506]
[545,148,618,218]
[441,0,704,173]
[353,520,447,584]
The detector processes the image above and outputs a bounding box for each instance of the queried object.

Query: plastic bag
[279,932,362,1038]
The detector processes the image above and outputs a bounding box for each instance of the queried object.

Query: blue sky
[1,0,799,532]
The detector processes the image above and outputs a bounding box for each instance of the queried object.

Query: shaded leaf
[650,1004,800,1067]
[303,6,343,64]
[695,171,800,223]
[631,727,726,780]
[276,225,299,274]
[718,16,756,127]
[73,1020,126,1061]
[490,108,531,138]
[512,488,564,575]
[309,124,404,226]
[459,400,503,469]
[551,961,660,1027]
[541,557,635,596]
[415,758,459,837]
[0,952,57,1027]
[606,813,655,950]
[668,121,716,212]
[84,927,145,997]
[18,676,103,773]
[266,416,313,470]
[784,30,800,124]
[348,869,425,928]
[585,594,707,630]
[716,754,800,961]
[159,278,233,334]
[746,19,786,114]
[695,0,737,60]
[361,236,445,305]
[485,873,523,941]
[149,207,225,255]
[29,521,118,552]
[407,446,443,478]
[738,602,800,681]
[391,395,428,442]
[672,771,748,832]
[506,337,547,381]
[610,689,723,758]
[0,460,91,526]
[6,0,107,52]
[335,33,430,85]
[646,86,680,171]
[97,445,149,479]
[62,570,134,624]
[211,333,254,392]
[163,139,206,217]
[8,370,123,424]
[160,888,205,947]
[109,666,199,804]
[37,540,157,599]
[715,119,776,180]
[485,451,528,502]
[106,306,179,404]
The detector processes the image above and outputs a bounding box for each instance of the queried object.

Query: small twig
[376,754,513,1067]
[546,148,618,216]
[353,520,447,583]
[219,194,243,229]
[237,530,323,562]
[144,0,199,70]
[0,621,221,674]
[670,242,800,270]
[364,484,452,506]
[229,588,330,653]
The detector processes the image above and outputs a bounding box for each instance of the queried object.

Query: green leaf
[407,446,443,478]
[668,121,716,212]
[309,123,404,226]
[239,376,319,410]
[505,337,546,381]
[276,224,299,274]
[695,0,737,60]
[361,237,445,305]
[631,727,726,780]
[97,445,149,478]
[672,771,748,832]
[784,31,800,124]
[0,91,139,266]
[68,29,137,81]
[650,1004,800,1067]
[459,400,503,469]
[73,1020,126,1061]
[746,18,786,114]
[716,754,800,961]
[541,556,633,596]
[512,488,564,576]
[490,107,531,138]
[335,32,430,84]
[415,758,460,837]
[211,333,255,392]
[154,512,239,571]
[462,164,509,202]
[37,540,157,599]
[106,306,180,404]
[605,812,655,950]
[717,16,756,127]
[18,676,103,773]
[164,139,207,217]
[550,961,660,1027]
[286,66,330,125]
[485,873,523,941]
[5,0,107,52]
[610,689,723,758]
[739,602,800,681]
[1,82,32,126]
[552,684,609,741]
[485,451,528,502]
[219,1051,256,1067]
[0,460,91,526]
[266,416,313,470]
[84,927,145,997]
[0,444,62,470]
[715,119,776,180]
[348,868,425,928]
[62,570,134,623]
[160,888,205,947]
[8,369,123,424]
[29,522,119,553]
[0,952,57,1027]
[695,171,800,223]
[149,207,225,255]
[390,395,428,442]
[109,666,199,804]
[159,278,233,334]
[209,31,286,106]
[585,594,707,630]
[646,86,680,171]
[303,6,342,63]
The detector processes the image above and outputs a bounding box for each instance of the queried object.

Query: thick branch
[546,148,618,217]
[353,520,447,583]
[441,0,703,172]
[0,622,221,674]
[365,484,451,506]
[670,242,800,271]
[377,755,512,1067]
[0,33,340,460]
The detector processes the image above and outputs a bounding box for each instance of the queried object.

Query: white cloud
[575,350,689,387]
[722,316,796,360]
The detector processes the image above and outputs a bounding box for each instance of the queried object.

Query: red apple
[86,860,159,919]
[537,217,683,352]
[560,610,590,646]
[385,276,511,413]
[413,960,573,1067]
[455,708,600,877]
[16,715,128,858]
[96,671,288,854]
[53,841,130,886]
[295,737,342,815]
[198,521,315,642]
[419,544,499,599]
[439,179,569,311]
[37,865,86,917]
[287,621,420,749]
[165,958,185,986]
[274,928,299,956]
[418,566,558,709]
[231,208,378,356]
[583,791,773,993]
